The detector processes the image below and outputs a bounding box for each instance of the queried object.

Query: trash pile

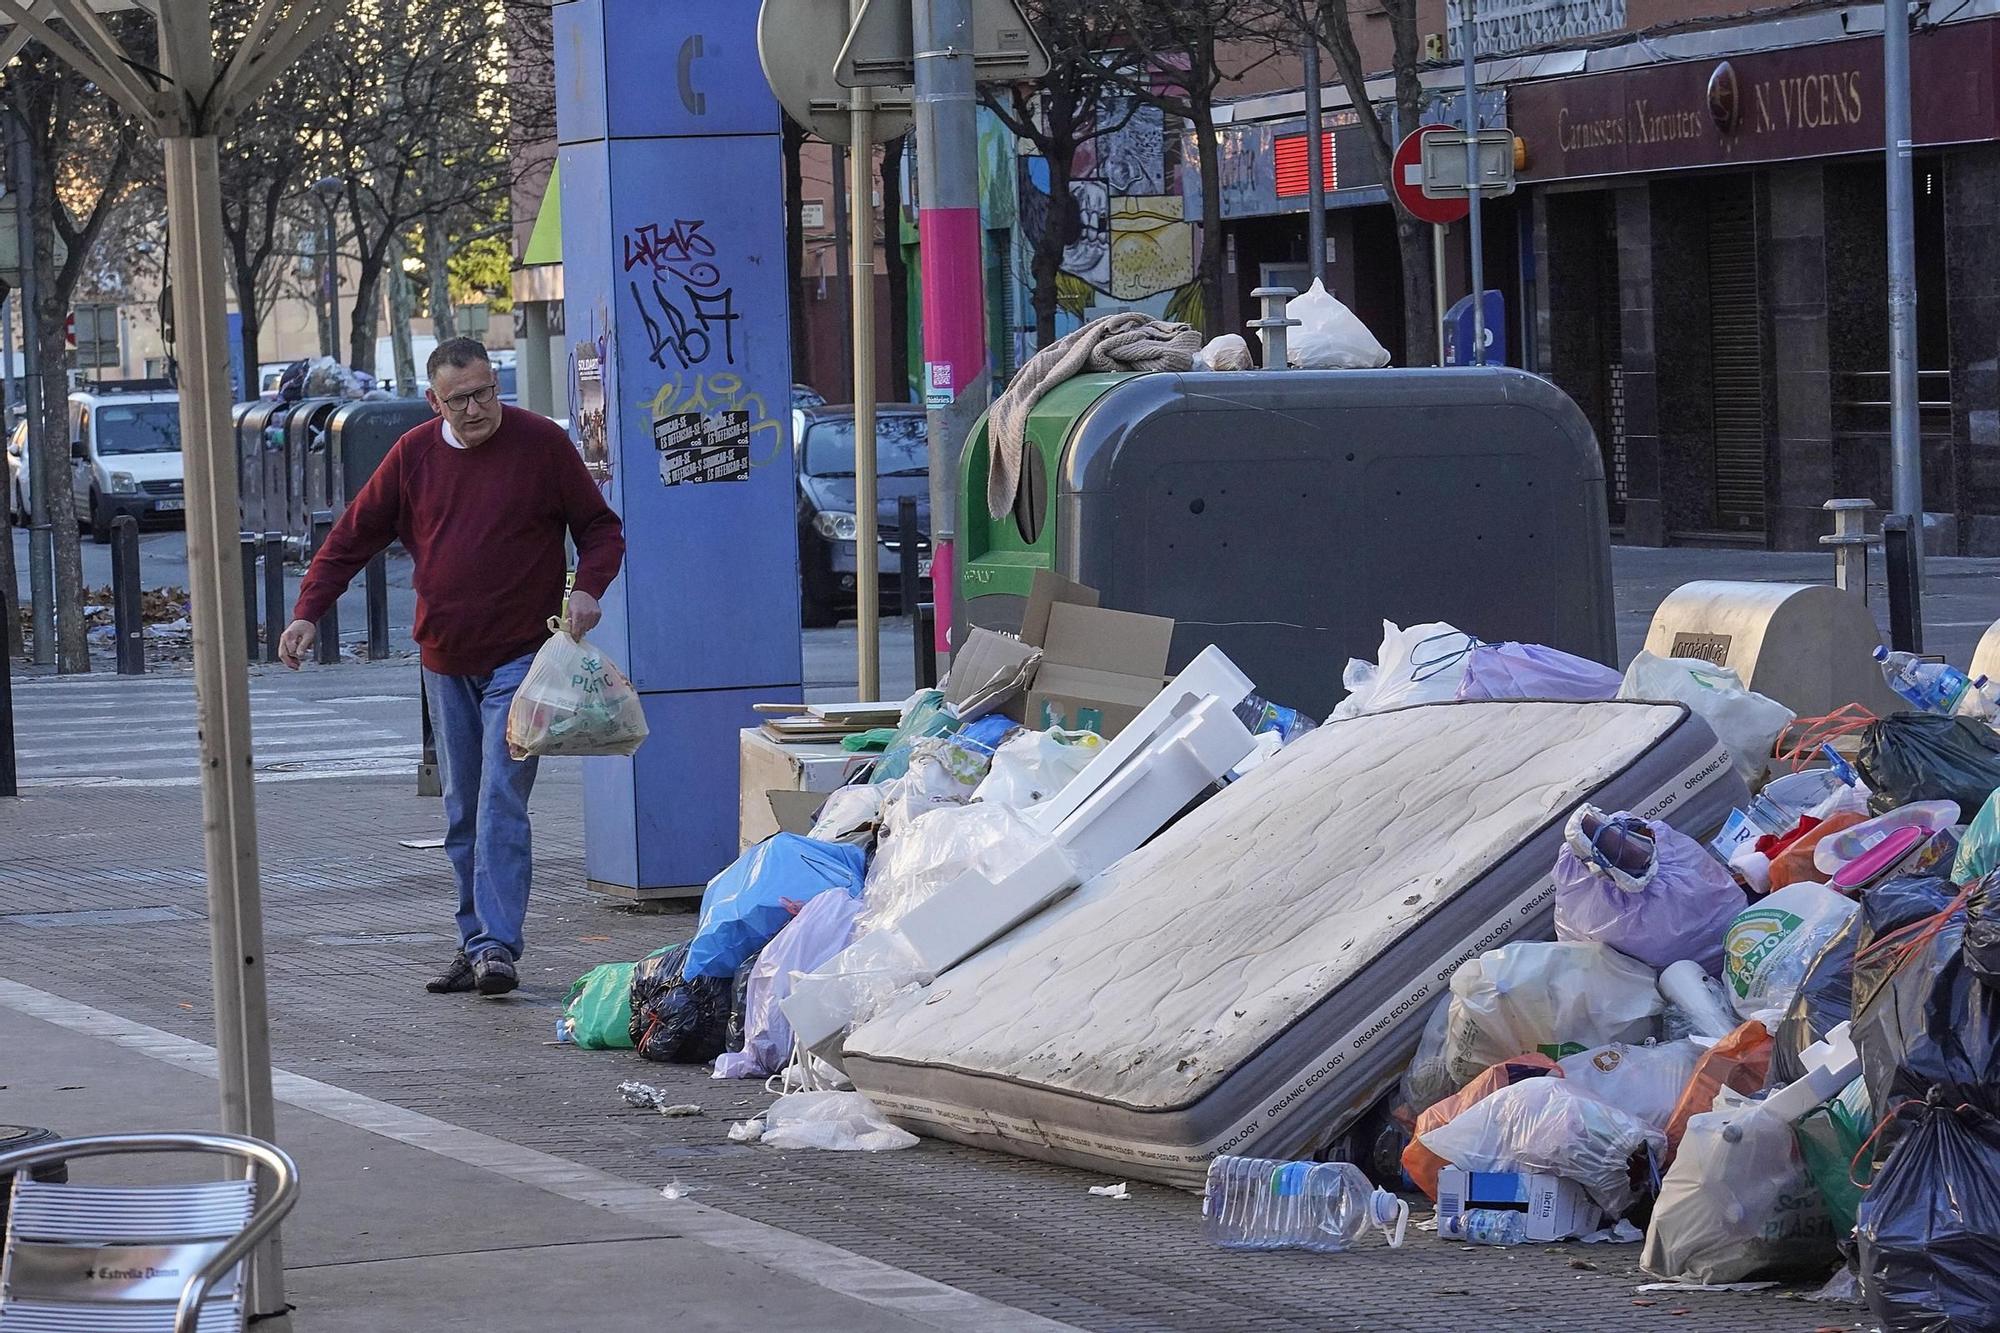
[560,601,2000,1326]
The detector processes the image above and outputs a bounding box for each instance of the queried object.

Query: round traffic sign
[1392,125,1468,227]
[758,0,914,145]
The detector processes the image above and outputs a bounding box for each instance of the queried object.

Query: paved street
[3,542,1962,1330]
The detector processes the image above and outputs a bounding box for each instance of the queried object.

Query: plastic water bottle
[1440,1209,1530,1246]
[1874,647,1975,715]
[1202,1156,1409,1253]
[1959,675,1999,722]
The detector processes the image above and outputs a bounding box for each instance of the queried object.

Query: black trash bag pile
[1856,1097,2000,1332]
[1773,876,1958,1084]
[723,949,761,1056]
[1852,881,2000,1122]
[1859,714,2000,814]
[628,941,733,1064]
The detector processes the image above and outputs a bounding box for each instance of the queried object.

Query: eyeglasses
[439,382,499,413]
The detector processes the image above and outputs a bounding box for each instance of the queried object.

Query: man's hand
[278,619,316,669]
[565,590,602,640]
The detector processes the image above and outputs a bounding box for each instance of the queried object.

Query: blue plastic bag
[1456,642,1623,703]
[684,834,867,980]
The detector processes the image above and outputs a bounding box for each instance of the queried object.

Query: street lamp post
[311,176,342,363]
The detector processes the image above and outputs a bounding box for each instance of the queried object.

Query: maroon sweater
[294,407,626,676]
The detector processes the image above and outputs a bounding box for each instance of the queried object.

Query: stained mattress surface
[843,699,1743,1185]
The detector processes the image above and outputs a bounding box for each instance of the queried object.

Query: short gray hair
[426,336,490,380]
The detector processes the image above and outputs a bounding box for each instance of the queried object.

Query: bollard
[417,673,442,798]
[312,515,339,665]
[1884,514,1923,654]
[0,619,14,797]
[1247,286,1301,371]
[364,553,389,661]
[1820,499,1880,602]
[110,515,144,675]
[240,532,260,659]
[262,532,284,664]
[917,602,939,690]
[897,494,922,667]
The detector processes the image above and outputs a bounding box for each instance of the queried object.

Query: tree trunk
[1394,214,1436,366]
[1031,146,1073,346]
[27,173,85,671]
[880,135,911,399]
[347,261,383,376]
[386,236,419,395]
[782,114,809,380]
[1192,103,1226,340]
[425,212,456,342]
[232,262,263,396]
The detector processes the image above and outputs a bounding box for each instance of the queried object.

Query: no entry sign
[1392,125,1469,226]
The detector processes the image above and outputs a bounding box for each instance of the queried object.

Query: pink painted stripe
[917,206,986,394]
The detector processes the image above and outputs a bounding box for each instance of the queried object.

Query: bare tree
[980,0,1140,345]
[4,37,145,669]
[1315,0,1435,363]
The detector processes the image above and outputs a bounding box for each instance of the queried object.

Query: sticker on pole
[654,411,752,486]
[924,361,953,409]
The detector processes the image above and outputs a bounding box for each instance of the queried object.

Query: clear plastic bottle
[1440,1208,1529,1246]
[1201,1156,1409,1253]
[1874,647,1975,716]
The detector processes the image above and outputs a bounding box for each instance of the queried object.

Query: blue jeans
[424,653,540,962]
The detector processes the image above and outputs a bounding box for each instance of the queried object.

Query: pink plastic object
[1829,825,1928,892]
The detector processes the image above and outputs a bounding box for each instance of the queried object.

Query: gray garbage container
[328,399,436,512]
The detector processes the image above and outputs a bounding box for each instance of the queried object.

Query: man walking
[280,337,625,997]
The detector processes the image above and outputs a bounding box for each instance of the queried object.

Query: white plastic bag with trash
[1330,621,1479,721]
[862,801,1045,935]
[1555,1040,1703,1133]
[505,619,650,759]
[1444,940,1664,1086]
[1640,1088,1835,1283]
[1193,333,1253,371]
[808,785,884,846]
[1618,652,1794,786]
[973,728,1102,810]
[1285,280,1391,369]
[1722,881,1858,1020]
[756,1090,918,1151]
[1417,1077,1664,1216]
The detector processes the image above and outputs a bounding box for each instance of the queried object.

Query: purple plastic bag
[1554,817,1746,973]
[1456,642,1623,703]
[714,889,864,1079]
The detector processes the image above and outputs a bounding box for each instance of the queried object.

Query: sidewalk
[0,702,1866,1332]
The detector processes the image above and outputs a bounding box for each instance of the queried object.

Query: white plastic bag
[505,619,650,759]
[1618,653,1794,787]
[1193,333,1253,371]
[1641,1090,1835,1283]
[861,801,1044,935]
[1284,280,1391,369]
[1330,621,1479,721]
[1417,1077,1665,1216]
[1444,941,1664,1086]
[1722,881,1858,1020]
[973,728,1102,810]
[757,1090,918,1152]
[1555,1040,1703,1133]
[808,785,884,846]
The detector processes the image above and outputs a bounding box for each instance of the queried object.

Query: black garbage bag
[1852,884,2000,1120]
[1856,1098,2000,1332]
[724,949,761,1055]
[1859,714,2000,815]
[629,941,733,1064]
[1774,876,1959,1084]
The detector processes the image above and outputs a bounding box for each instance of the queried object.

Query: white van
[68,382,184,543]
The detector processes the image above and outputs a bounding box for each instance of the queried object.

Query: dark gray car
[794,404,930,627]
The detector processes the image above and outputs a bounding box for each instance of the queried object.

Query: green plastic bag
[1954,789,2000,883]
[1794,1076,1874,1234]
[563,961,640,1049]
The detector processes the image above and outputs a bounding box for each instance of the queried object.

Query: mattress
[843,699,1748,1188]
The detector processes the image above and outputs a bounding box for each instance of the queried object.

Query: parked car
[792,383,828,409]
[68,382,184,543]
[6,419,24,526]
[794,404,930,628]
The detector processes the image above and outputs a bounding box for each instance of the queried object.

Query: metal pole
[311,514,338,665]
[849,34,880,701]
[11,112,51,668]
[897,494,921,687]
[0,620,12,797]
[262,532,283,663]
[1885,0,1925,591]
[240,532,258,657]
[111,514,143,674]
[1302,37,1326,288]
[156,5,286,1312]
[364,551,388,660]
[913,0,987,667]
[1,293,15,424]
[1460,0,1485,367]
[322,203,339,363]
[1432,224,1448,365]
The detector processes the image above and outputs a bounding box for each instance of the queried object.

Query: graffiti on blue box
[655,410,752,486]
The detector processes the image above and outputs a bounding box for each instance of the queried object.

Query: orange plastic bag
[1662,1020,1773,1168]
[1768,811,1866,890]
[1402,1055,1561,1200]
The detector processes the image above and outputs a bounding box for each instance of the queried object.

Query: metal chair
[0,1133,299,1333]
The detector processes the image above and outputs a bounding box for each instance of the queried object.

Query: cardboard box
[1434,1168,1598,1242]
[1019,573,1174,738]
[738,728,862,850]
